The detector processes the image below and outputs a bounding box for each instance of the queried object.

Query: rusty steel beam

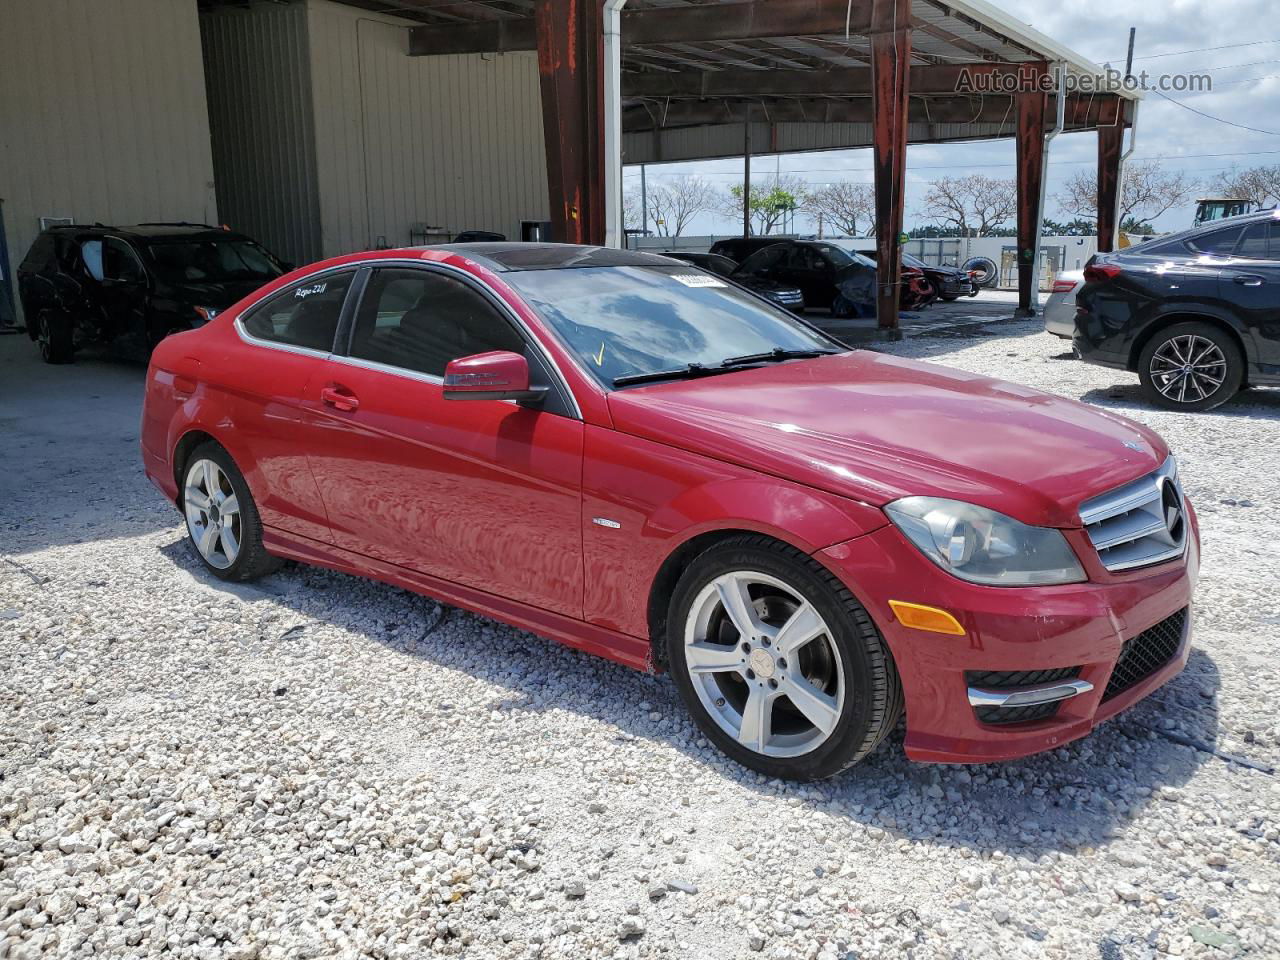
[1097,121,1125,253]
[536,0,605,244]
[410,0,875,55]
[624,62,1035,99]
[870,0,911,331]
[1014,77,1048,315]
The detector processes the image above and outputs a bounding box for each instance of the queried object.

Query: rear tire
[1138,321,1243,412]
[181,442,283,581]
[36,310,74,364]
[667,535,902,780]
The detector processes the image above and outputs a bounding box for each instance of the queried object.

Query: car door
[1222,218,1280,367]
[98,236,151,354]
[300,263,585,618]
[217,268,359,544]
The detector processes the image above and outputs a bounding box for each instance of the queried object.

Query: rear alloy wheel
[36,310,74,364]
[182,443,282,581]
[667,536,901,780]
[1138,321,1243,412]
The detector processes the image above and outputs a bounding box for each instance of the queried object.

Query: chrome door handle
[1233,275,1264,287]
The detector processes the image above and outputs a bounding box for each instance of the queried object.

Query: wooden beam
[1014,75,1048,315]
[871,0,910,331]
[410,0,876,55]
[1097,122,1125,252]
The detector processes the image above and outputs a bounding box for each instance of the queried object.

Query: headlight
[885,497,1085,587]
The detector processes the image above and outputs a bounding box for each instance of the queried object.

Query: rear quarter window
[240,272,354,352]
[20,234,56,272]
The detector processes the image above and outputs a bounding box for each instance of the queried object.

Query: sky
[622,0,1280,238]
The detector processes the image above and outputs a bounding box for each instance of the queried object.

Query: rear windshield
[505,265,835,387]
[144,238,285,284]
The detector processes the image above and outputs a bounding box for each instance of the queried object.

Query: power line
[1153,89,1280,136]
[1104,39,1280,62]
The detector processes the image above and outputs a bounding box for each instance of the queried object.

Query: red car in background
[141,244,1198,780]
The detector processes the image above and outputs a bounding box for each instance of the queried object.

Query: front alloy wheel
[667,536,901,780]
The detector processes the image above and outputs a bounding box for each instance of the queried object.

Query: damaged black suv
[17,223,288,363]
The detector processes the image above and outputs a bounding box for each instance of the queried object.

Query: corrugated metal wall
[306,0,549,255]
[200,2,323,267]
[0,0,217,319]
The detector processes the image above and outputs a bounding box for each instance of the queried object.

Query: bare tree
[646,177,717,237]
[1211,165,1280,208]
[1057,160,1198,230]
[918,175,1017,237]
[720,174,809,235]
[622,188,645,234]
[802,181,875,237]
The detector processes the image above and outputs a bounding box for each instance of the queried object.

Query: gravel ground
[1,321,1278,960]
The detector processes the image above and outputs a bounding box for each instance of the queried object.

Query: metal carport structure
[360,0,1140,330]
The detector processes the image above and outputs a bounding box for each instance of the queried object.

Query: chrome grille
[1080,458,1186,572]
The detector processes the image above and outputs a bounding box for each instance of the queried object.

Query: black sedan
[1074,210,1280,411]
[862,250,978,300]
[661,251,805,311]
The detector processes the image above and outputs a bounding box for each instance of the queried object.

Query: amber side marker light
[889,600,965,636]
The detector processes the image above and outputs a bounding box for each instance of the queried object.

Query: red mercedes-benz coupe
[141,244,1198,780]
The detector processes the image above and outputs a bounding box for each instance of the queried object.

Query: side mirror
[443,351,547,404]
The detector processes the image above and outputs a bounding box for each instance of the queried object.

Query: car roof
[408,242,680,272]
[46,223,253,242]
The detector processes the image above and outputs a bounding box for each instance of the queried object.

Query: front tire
[36,310,74,364]
[181,442,282,581]
[667,536,901,780]
[1138,321,1243,412]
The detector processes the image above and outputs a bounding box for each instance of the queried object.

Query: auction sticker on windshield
[673,274,727,288]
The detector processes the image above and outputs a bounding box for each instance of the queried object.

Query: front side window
[103,238,146,283]
[348,268,525,378]
[506,265,837,386]
[736,245,788,276]
[81,239,104,281]
[241,271,353,352]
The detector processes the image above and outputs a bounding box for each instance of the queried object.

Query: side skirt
[262,526,655,674]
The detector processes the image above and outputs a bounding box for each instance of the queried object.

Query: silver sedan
[1043,269,1084,338]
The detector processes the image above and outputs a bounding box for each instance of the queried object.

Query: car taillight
[1051,279,1077,293]
[1083,263,1122,283]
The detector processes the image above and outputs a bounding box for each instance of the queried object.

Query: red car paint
[141,246,1198,764]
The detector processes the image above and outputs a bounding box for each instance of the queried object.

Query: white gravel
[2,322,1279,959]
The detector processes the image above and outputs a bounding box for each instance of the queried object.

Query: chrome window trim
[231,263,360,360]
[338,257,583,421]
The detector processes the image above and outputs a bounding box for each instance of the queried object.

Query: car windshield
[504,265,838,387]
[902,253,927,269]
[144,238,285,284]
[813,244,858,267]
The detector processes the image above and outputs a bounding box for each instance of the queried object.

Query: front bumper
[818,510,1199,764]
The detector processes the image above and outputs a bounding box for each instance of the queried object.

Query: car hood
[605,351,1167,528]
[156,278,277,309]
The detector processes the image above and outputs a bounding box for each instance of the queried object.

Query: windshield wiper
[719,347,840,368]
[612,363,734,387]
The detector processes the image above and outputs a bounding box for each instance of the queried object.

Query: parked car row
[678,239,979,317]
[1049,208,1280,411]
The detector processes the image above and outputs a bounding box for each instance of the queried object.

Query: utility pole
[1124,27,1136,81]
[818,212,824,239]
[743,105,752,237]
[640,163,648,238]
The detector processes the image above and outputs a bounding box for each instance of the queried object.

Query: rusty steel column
[536,0,606,245]
[870,0,911,332]
[1097,121,1125,253]
[1014,77,1048,316]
